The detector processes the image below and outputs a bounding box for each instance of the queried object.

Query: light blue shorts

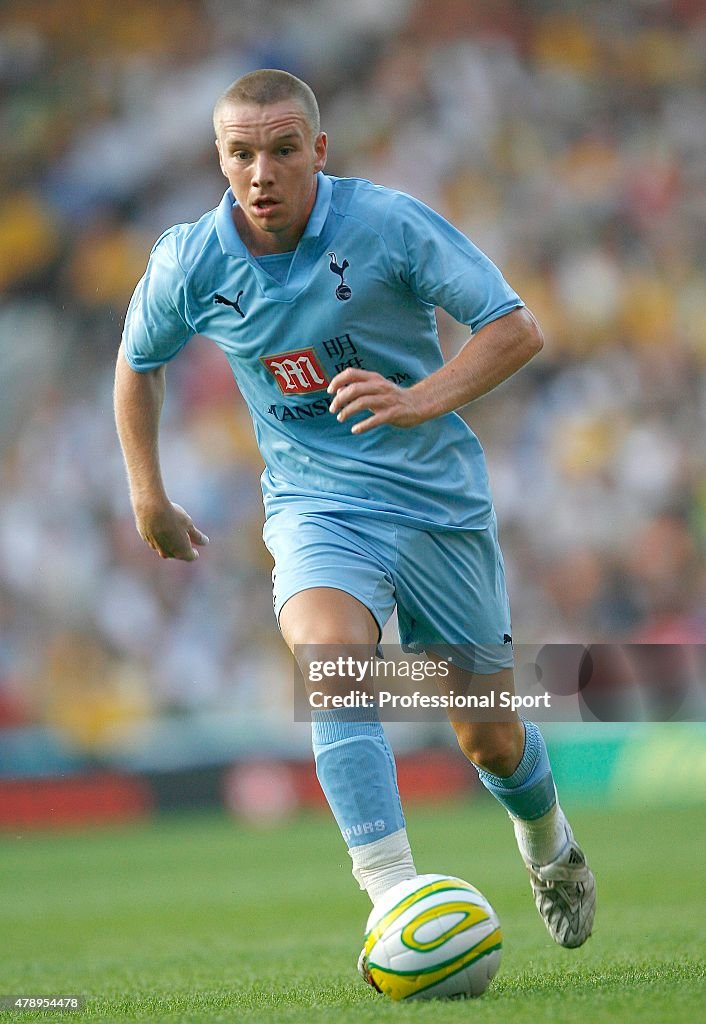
[262,510,513,675]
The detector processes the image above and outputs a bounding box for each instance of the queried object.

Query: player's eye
[279,146,294,156]
[232,151,250,161]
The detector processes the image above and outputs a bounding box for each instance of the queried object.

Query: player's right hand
[134,501,209,561]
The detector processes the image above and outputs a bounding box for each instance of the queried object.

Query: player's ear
[314,132,327,173]
[215,138,228,178]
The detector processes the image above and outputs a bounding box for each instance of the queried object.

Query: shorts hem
[276,581,384,642]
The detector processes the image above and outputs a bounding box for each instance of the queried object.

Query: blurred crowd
[0,0,704,748]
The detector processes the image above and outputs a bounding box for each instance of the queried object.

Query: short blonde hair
[213,69,320,139]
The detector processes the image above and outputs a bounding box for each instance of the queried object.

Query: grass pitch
[0,797,703,1023]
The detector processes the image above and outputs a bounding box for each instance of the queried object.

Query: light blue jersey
[122,174,523,531]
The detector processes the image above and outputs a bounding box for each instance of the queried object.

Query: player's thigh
[279,586,379,650]
[263,511,396,682]
[280,587,380,702]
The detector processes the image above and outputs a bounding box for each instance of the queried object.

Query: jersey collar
[215,172,333,258]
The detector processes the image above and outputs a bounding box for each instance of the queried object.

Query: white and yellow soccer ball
[362,874,502,1000]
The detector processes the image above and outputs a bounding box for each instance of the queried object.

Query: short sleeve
[122,229,194,371]
[382,193,523,333]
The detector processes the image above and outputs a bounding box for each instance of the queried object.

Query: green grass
[0,798,703,1022]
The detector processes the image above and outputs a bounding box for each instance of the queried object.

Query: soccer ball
[361,874,502,1000]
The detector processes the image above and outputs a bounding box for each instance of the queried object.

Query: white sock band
[511,802,568,866]
[349,828,416,905]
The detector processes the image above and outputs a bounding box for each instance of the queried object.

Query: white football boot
[522,824,596,948]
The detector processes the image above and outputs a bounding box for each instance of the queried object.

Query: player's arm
[328,306,543,435]
[114,344,208,560]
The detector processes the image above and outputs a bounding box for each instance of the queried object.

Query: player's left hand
[327,369,424,434]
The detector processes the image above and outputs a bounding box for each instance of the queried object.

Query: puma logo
[214,290,245,318]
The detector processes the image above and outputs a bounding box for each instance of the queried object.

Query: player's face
[216,99,327,256]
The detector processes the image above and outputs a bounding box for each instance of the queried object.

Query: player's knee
[453,721,523,776]
[295,642,346,683]
[286,636,376,693]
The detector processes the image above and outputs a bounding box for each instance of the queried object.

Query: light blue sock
[312,707,405,847]
[476,720,557,820]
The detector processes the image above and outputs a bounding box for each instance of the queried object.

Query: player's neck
[234,215,298,256]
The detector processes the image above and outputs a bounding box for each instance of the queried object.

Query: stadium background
[0,0,704,830]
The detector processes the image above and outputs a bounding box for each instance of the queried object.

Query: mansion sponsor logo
[262,333,413,409]
[261,347,330,394]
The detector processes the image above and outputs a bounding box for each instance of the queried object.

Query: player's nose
[251,153,275,186]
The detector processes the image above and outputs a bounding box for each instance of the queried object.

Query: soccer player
[114,69,596,973]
